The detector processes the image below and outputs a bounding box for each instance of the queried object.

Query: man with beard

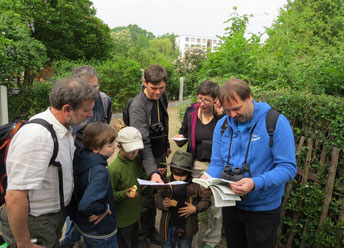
[0,78,97,248]
[206,79,297,248]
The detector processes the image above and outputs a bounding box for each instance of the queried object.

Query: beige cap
[116,127,144,152]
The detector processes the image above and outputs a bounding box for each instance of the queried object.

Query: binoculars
[149,122,165,135]
[221,165,244,182]
[221,163,251,182]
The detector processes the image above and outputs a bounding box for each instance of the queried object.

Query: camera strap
[157,100,160,122]
[226,122,258,177]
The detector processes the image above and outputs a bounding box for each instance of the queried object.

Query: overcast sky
[91,0,287,39]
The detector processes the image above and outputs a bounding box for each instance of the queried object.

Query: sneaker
[149,229,161,245]
[138,239,149,248]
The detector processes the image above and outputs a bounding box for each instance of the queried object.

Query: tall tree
[149,38,173,56]
[0,9,47,87]
[200,8,261,80]
[0,0,113,85]
[111,24,155,48]
[258,0,344,95]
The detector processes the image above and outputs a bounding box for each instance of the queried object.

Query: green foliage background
[1,0,344,245]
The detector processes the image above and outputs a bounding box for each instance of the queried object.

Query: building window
[202,39,206,43]
[197,38,201,43]
[213,40,217,44]
[218,40,222,44]
[185,37,189,41]
[185,44,189,48]
[191,38,195,42]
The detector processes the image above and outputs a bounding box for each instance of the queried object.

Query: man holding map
[205,79,297,248]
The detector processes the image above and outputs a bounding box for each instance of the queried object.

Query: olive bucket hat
[163,151,202,175]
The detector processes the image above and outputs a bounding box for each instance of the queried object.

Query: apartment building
[175,35,223,56]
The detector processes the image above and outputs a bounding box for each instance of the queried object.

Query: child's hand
[158,167,167,177]
[126,185,138,198]
[89,208,112,225]
[178,202,196,217]
[163,197,172,209]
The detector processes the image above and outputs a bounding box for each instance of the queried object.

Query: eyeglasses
[197,97,213,104]
[90,84,99,90]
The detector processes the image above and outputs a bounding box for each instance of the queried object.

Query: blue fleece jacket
[207,101,297,211]
[67,149,117,237]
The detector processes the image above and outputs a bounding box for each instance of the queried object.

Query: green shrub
[8,82,52,120]
[96,59,142,111]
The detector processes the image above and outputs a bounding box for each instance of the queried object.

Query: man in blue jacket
[206,79,297,248]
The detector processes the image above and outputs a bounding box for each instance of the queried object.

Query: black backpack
[122,98,134,126]
[0,119,64,209]
[220,108,280,147]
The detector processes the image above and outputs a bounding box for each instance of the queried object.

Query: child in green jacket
[108,126,146,248]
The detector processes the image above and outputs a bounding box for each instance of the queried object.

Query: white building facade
[175,35,223,56]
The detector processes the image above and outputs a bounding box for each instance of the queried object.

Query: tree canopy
[0,0,112,86]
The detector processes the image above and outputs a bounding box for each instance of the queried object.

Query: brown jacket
[155,177,211,242]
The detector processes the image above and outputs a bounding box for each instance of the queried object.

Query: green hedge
[8,82,52,121]
[96,59,142,111]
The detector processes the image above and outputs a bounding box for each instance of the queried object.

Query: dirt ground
[62,101,226,248]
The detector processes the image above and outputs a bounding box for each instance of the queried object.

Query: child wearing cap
[108,126,146,248]
[65,122,118,247]
[155,151,211,248]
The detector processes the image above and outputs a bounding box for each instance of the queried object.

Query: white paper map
[168,137,188,141]
[137,178,187,186]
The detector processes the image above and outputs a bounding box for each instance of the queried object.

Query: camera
[149,122,165,135]
[221,165,244,182]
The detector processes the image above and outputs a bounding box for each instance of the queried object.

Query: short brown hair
[196,80,219,99]
[83,122,117,150]
[219,79,252,105]
[144,65,167,85]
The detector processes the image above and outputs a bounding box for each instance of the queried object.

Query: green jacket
[108,152,146,228]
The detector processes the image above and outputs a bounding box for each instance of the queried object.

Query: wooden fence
[276,136,343,248]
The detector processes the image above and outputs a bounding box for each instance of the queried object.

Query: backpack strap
[265,109,280,147]
[26,118,64,211]
[99,92,109,121]
[220,118,228,136]
[123,98,134,126]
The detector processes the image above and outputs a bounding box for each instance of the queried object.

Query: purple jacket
[177,103,224,156]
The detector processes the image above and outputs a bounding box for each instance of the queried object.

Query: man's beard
[234,114,250,122]
[67,114,88,126]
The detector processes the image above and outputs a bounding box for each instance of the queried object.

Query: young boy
[155,151,211,248]
[108,126,146,248]
[66,122,118,247]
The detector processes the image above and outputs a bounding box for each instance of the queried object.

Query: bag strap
[99,92,109,121]
[26,118,64,211]
[220,118,228,136]
[265,109,280,147]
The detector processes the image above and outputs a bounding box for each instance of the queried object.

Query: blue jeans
[83,234,118,248]
[161,227,192,248]
[60,216,81,247]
